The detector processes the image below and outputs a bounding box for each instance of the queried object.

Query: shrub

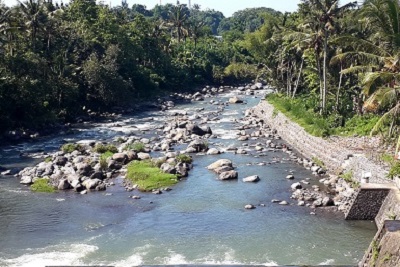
[388,162,400,179]
[176,154,193,164]
[126,161,178,191]
[31,178,56,193]
[94,143,118,154]
[61,143,84,153]
[101,151,114,161]
[125,142,146,153]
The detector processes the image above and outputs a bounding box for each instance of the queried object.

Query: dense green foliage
[126,160,178,191]
[3,0,400,161]
[31,178,56,192]
[1,0,273,133]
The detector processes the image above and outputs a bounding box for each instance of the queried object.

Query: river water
[0,89,376,267]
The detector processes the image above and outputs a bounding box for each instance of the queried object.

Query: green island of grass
[126,161,178,191]
[31,178,56,193]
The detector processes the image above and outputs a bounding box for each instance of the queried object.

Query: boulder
[322,197,334,206]
[187,139,208,153]
[244,204,256,209]
[137,153,151,160]
[291,182,303,190]
[186,124,207,136]
[218,170,238,180]
[207,159,233,170]
[76,163,92,176]
[58,179,71,190]
[112,153,128,164]
[126,151,138,162]
[20,176,33,185]
[55,156,68,166]
[279,201,289,205]
[160,163,176,174]
[95,183,106,191]
[214,166,234,174]
[286,174,295,180]
[206,148,220,155]
[243,175,260,183]
[228,96,243,104]
[83,178,102,190]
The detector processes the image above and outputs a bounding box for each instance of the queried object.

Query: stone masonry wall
[345,188,390,220]
[250,100,391,184]
[375,189,400,229]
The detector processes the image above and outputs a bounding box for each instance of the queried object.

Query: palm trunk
[293,58,304,98]
[336,62,343,111]
[322,31,328,114]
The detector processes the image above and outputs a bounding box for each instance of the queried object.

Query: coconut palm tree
[168,3,189,42]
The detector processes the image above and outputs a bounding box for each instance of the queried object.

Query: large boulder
[137,153,151,160]
[291,182,303,190]
[20,176,33,185]
[186,124,210,136]
[58,179,71,190]
[112,153,128,164]
[207,159,233,170]
[160,163,176,174]
[214,166,234,174]
[207,148,220,155]
[76,163,92,176]
[83,178,102,190]
[219,170,238,180]
[55,156,68,166]
[187,139,208,153]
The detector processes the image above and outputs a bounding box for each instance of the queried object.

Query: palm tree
[301,0,356,113]
[18,0,44,46]
[168,3,189,42]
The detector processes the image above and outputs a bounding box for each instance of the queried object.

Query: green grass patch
[31,178,56,193]
[388,161,400,179]
[334,114,379,136]
[101,151,114,160]
[312,157,325,168]
[125,142,146,153]
[339,171,360,188]
[126,161,178,191]
[61,143,84,153]
[266,94,380,137]
[94,143,118,154]
[266,94,332,137]
[176,154,193,164]
[44,157,52,163]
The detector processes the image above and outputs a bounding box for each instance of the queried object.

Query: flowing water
[0,90,376,267]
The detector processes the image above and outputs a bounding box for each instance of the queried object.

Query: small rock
[242,175,260,183]
[279,201,289,205]
[286,175,295,180]
[244,204,256,209]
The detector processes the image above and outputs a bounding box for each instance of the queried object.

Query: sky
[2,0,360,17]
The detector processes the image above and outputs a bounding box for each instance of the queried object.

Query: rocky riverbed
[7,82,360,216]
[0,84,377,266]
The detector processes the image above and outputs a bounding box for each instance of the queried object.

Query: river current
[0,89,376,266]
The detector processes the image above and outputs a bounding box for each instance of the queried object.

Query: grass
[125,142,146,152]
[176,154,193,164]
[31,178,56,193]
[126,161,178,191]
[61,143,84,153]
[44,157,52,163]
[266,94,380,137]
[94,143,118,154]
[388,161,400,179]
[339,171,360,188]
[312,157,325,168]
[101,151,114,160]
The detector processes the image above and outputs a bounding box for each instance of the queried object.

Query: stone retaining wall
[250,100,391,184]
[345,187,391,220]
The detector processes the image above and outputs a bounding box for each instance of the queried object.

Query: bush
[126,161,178,191]
[31,178,56,193]
[388,162,400,179]
[94,143,118,154]
[176,154,193,164]
[125,142,146,153]
[61,143,84,153]
[101,151,114,160]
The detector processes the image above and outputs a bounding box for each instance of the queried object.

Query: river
[0,89,376,266]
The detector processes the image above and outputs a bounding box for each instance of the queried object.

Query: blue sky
[2,0,360,17]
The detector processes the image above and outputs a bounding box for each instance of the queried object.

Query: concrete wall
[250,100,391,184]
